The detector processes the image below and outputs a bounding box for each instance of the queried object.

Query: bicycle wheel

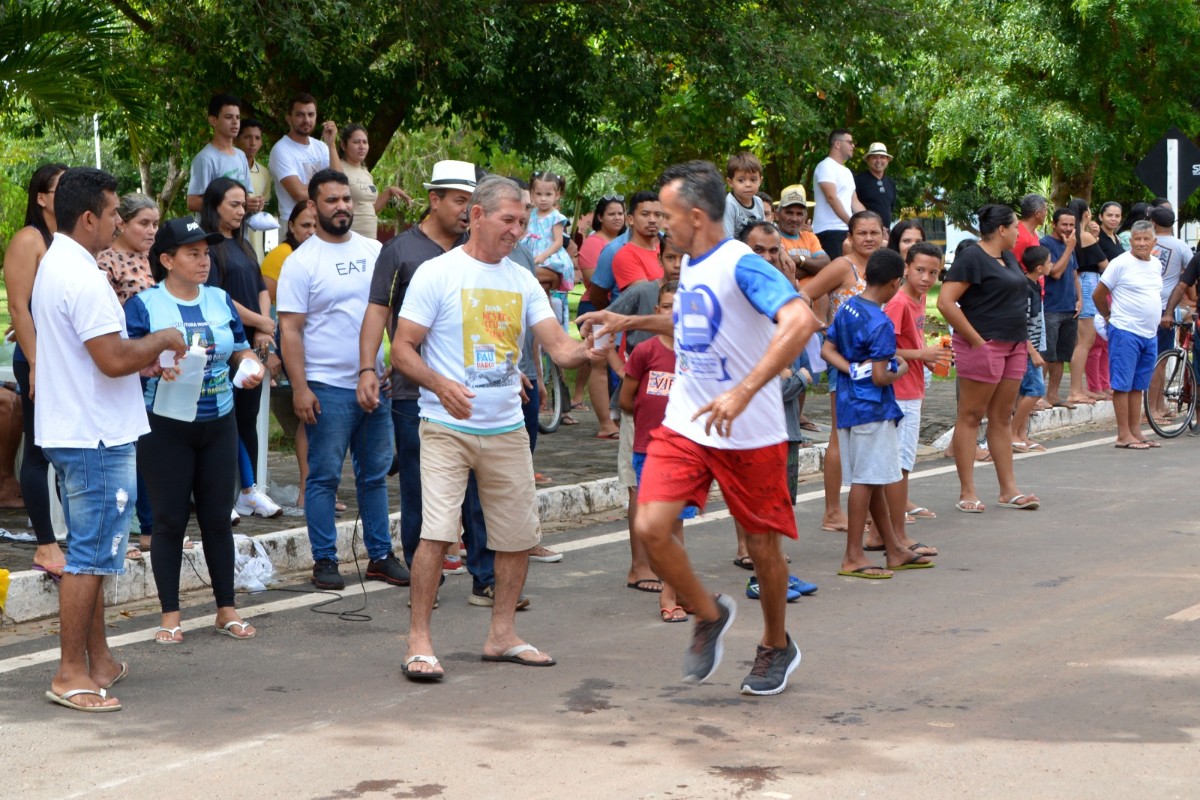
[538,354,564,433]
[1146,348,1195,438]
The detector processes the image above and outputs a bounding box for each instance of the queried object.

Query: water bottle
[152,333,207,422]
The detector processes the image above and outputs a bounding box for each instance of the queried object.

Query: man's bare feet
[481,638,555,664]
[821,513,848,532]
[1066,394,1096,405]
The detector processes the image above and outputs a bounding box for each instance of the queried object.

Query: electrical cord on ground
[181,510,373,622]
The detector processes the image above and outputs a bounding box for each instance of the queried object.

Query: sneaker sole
[312,578,345,591]
[739,646,802,696]
[529,554,563,563]
[467,596,531,610]
[684,597,737,683]
[365,572,410,587]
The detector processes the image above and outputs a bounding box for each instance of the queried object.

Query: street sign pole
[1168,137,1179,236]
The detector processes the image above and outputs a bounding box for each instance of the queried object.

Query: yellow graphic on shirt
[461,288,524,389]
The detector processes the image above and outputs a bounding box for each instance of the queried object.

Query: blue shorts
[45,442,138,576]
[1079,272,1099,319]
[1108,326,1156,392]
[632,451,698,519]
[1018,356,1046,398]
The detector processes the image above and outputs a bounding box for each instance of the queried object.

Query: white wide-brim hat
[422,160,478,193]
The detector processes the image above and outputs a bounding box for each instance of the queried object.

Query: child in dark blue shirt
[822,248,935,579]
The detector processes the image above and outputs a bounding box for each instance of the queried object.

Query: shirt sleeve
[612,248,639,291]
[66,276,124,342]
[124,294,151,339]
[1181,253,1200,288]
[369,242,402,307]
[814,159,833,186]
[521,270,556,328]
[186,149,210,196]
[802,232,826,257]
[275,252,310,314]
[1099,258,1122,292]
[397,262,441,327]
[734,254,800,319]
[883,296,907,336]
[623,341,648,382]
[225,292,250,350]
[867,318,898,362]
[723,195,739,239]
[944,247,981,285]
[591,239,621,291]
[269,144,300,182]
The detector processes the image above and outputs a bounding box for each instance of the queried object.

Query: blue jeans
[45,442,137,576]
[304,383,393,563]
[391,398,494,589]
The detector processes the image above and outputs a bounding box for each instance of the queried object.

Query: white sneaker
[234,485,283,518]
[231,508,241,526]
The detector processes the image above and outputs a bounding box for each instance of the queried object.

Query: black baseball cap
[154,217,224,250]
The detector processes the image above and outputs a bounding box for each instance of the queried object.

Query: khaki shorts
[418,420,540,552]
[617,412,637,489]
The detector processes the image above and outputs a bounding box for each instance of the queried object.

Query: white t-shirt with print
[812,156,855,234]
[1100,251,1163,339]
[268,135,330,223]
[276,232,383,390]
[399,246,554,430]
[32,234,150,448]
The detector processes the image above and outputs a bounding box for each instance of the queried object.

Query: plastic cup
[232,359,262,388]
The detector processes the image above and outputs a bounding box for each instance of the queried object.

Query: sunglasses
[601,194,624,202]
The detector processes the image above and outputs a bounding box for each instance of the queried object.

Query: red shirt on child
[884,290,926,401]
[623,336,676,452]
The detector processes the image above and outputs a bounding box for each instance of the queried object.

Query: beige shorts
[617,412,637,489]
[418,420,541,552]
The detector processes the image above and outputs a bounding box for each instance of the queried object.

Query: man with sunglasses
[812,129,865,259]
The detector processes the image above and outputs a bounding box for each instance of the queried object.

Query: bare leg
[635,500,718,621]
[1046,362,1066,404]
[625,487,660,587]
[1130,391,1150,442]
[482,550,551,661]
[986,378,1036,504]
[734,520,750,563]
[883,473,929,552]
[50,574,120,709]
[822,395,847,530]
[871,486,929,567]
[572,362,590,406]
[841,485,888,575]
[952,377,999,504]
[295,426,309,507]
[0,390,23,506]
[404,539,449,676]
[1011,394,1040,446]
[1113,391,1136,442]
[1068,320,1098,403]
[744,532,788,649]
[659,520,686,616]
[588,369,619,436]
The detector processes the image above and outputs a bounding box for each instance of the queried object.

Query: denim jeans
[45,442,137,576]
[392,398,494,590]
[304,382,393,563]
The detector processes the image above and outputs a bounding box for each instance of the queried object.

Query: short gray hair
[1019,193,1047,218]
[1130,220,1155,235]
[471,175,522,215]
[117,192,158,223]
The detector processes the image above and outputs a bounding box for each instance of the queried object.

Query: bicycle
[538,351,568,433]
[1145,320,1197,438]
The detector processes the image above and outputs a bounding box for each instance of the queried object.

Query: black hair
[239,118,263,135]
[865,246,905,286]
[658,280,679,302]
[1118,201,1150,233]
[199,177,253,285]
[828,128,852,149]
[288,91,316,111]
[1066,197,1090,226]
[886,219,925,253]
[339,123,367,149]
[847,209,883,233]
[905,241,943,265]
[284,201,313,250]
[736,219,779,243]
[757,191,773,206]
[23,162,68,246]
[1151,197,1171,208]
[1051,207,1075,225]
[1097,201,1122,221]
[955,238,978,258]
[307,168,349,201]
[208,93,241,119]
[628,190,659,215]
[976,204,1016,237]
[1150,206,1176,228]
[591,196,626,233]
[53,167,118,235]
[657,161,724,223]
[1019,193,1047,219]
[1021,245,1050,273]
[505,175,530,191]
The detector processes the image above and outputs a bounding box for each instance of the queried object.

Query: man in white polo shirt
[393,176,601,680]
[278,168,409,591]
[35,167,186,713]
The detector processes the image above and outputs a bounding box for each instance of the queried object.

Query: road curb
[0,402,1113,624]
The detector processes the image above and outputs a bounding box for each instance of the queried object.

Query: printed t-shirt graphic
[462,287,525,390]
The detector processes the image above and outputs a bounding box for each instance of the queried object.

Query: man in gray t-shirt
[186,93,256,214]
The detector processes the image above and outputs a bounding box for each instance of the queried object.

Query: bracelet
[358,367,375,376]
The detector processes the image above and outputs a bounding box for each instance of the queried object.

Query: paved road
[3,426,1198,799]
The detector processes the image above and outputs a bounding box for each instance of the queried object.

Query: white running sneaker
[234,485,282,518]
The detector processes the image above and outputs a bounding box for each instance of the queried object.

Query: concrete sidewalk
[0,378,1115,623]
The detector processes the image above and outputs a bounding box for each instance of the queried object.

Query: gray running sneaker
[739,634,802,696]
[682,593,737,682]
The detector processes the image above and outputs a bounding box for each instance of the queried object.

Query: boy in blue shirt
[821,248,935,579]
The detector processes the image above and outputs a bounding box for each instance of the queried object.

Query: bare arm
[692,297,820,437]
[802,258,851,305]
[618,375,637,414]
[870,356,908,387]
[818,181,851,225]
[231,298,275,339]
[322,121,341,172]
[587,282,611,310]
[575,308,672,339]
[279,176,307,204]
[531,317,597,369]
[3,228,43,368]
[821,337,850,374]
[391,317,476,420]
[279,311,320,424]
[356,302,391,411]
[1163,280,1189,327]
[936,281,985,348]
[1092,281,1112,320]
[850,192,865,214]
[799,251,831,276]
[186,195,203,213]
[534,223,565,265]
[84,328,186,378]
[1047,234,1076,279]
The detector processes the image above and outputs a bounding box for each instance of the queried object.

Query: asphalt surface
[3,424,1199,799]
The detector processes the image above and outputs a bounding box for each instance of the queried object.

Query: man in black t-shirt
[854,142,897,229]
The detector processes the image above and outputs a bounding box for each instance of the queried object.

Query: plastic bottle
[931,334,953,378]
[152,333,207,422]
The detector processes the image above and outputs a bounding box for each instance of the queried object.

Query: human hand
[435,377,475,420]
[691,385,753,437]
[321,120,338,145]
[356,370,381,412]
[293,386,321,425]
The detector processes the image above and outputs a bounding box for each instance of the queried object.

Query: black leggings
[13,359,56,545]
[233,383,262,485]
[139,411,239,614]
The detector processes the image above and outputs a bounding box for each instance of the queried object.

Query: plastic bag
[232,534,276,593]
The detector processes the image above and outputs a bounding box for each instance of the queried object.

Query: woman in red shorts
[937,204,1040,513]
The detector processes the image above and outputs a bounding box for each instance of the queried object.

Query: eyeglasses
[839,139,855,147]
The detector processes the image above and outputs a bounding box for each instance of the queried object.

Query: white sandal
[155,626,184,645]
[215,619,256,640]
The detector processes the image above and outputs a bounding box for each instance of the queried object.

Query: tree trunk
[138,151,153,197]
[157,141,187,211]
[1050,155,1098,207]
